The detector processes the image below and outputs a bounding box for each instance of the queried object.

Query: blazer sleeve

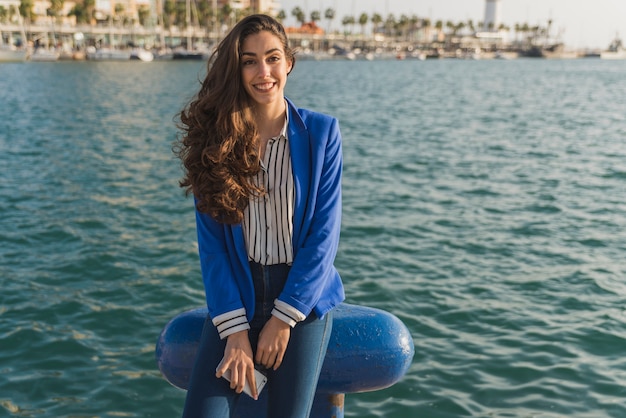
[278,116,344,317]
[195,208,250,338]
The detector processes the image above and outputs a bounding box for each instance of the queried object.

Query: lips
[254,82,275,91]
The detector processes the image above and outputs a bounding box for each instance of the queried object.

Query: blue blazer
[195,97,345,323]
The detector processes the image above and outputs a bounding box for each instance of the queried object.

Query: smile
[254,82,276,91]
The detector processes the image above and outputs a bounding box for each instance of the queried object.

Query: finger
[229,366,239,391]
[273,350,285,370]
[258,348,272,368]
[234,370,245,394]
[254,348,264,365]
[266,352,278,369]
[215,359,228,378]
[247,367,258,400]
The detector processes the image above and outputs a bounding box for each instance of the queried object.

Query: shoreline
[0,21,617,62]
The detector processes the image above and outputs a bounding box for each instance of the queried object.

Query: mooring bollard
[156,303,414,418]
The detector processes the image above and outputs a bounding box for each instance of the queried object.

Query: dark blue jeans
[182,262,333,418]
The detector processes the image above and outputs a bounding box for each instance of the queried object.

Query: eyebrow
[241,48,282,57]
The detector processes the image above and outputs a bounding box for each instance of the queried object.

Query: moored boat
[29,48,60,62]
[1,4,27,63]
[600,36,626,60]
[130,48,154,62]
[171,47,209,60]
[86,46,131,61]
[0,45,27,62]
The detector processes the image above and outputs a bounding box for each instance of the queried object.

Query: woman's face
[240,31,293,110]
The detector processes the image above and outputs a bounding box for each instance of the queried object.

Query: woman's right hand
[215,330,258,399]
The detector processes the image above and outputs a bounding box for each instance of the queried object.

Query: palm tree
[137,4,150,26]
[310,10,320,26]
[85,0,94,23]
[384,14,396,37]
[114,3,124,24]
[341,15,355,34]
[324,8,334,33]
[454,21,465,36]
[48,0,64,23]
[358,13,368,35]
[421,18,432,42]
[409,14,419,40]
[19,0,35,24]
[467,19,475,34]
[371,13,382,35]
[434,20,443,42]
[276,9,286,22]
[291,6,305,26]
[221,3,233,27]
[162,0,176,29]
[521,23,530,43]
[445,20,454,35]
[398,14,409,39]
[0,6,8,23]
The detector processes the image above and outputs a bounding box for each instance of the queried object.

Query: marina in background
[1,0,625,62]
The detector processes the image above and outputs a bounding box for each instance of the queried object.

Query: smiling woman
[240,31,295,157]
[174,14,346,418]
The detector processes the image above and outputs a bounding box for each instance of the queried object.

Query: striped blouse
[240,113,307,330]
[243,117,295,266]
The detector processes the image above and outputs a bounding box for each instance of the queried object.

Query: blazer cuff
[212,308,250,339]
[272,299,307,327]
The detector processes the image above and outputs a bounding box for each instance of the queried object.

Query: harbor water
[1,58,626,417]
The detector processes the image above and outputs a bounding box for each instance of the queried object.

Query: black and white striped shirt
[243,117,295,266]
[212,114,307,340]
[245,114,306,328]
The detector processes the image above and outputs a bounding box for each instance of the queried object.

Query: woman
[175,14,345,418]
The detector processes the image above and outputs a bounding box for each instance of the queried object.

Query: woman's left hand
[256,316,291,370]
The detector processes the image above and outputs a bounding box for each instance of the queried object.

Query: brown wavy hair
[174,14,296,224]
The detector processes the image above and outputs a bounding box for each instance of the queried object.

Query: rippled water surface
[1,58,626,417]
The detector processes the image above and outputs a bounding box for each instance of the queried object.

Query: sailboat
[0,4,28,62]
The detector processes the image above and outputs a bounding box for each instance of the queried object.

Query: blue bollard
[156,303,414,418]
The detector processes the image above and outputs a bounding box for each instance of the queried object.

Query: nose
[258,61,271,78]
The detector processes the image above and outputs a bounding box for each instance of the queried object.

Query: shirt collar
[275,100,289,140]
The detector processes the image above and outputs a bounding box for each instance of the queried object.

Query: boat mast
[156,0,164,47]
[185,0,191,49]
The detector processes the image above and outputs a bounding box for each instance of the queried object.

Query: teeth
[255,83,274,91]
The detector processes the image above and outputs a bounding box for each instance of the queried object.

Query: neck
[255,100,286,139]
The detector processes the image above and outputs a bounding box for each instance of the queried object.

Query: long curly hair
[174,14,296,224]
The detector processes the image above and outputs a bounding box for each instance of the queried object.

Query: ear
[286,57,294,75]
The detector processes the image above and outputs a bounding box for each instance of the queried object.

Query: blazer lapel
[286,98,310,249]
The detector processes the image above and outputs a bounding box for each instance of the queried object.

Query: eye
[267,55,280,63]
[242,59,255,66]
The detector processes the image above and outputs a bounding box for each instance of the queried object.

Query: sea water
[1,58,625,417]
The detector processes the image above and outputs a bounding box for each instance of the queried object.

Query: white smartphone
[217,361,268,399]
